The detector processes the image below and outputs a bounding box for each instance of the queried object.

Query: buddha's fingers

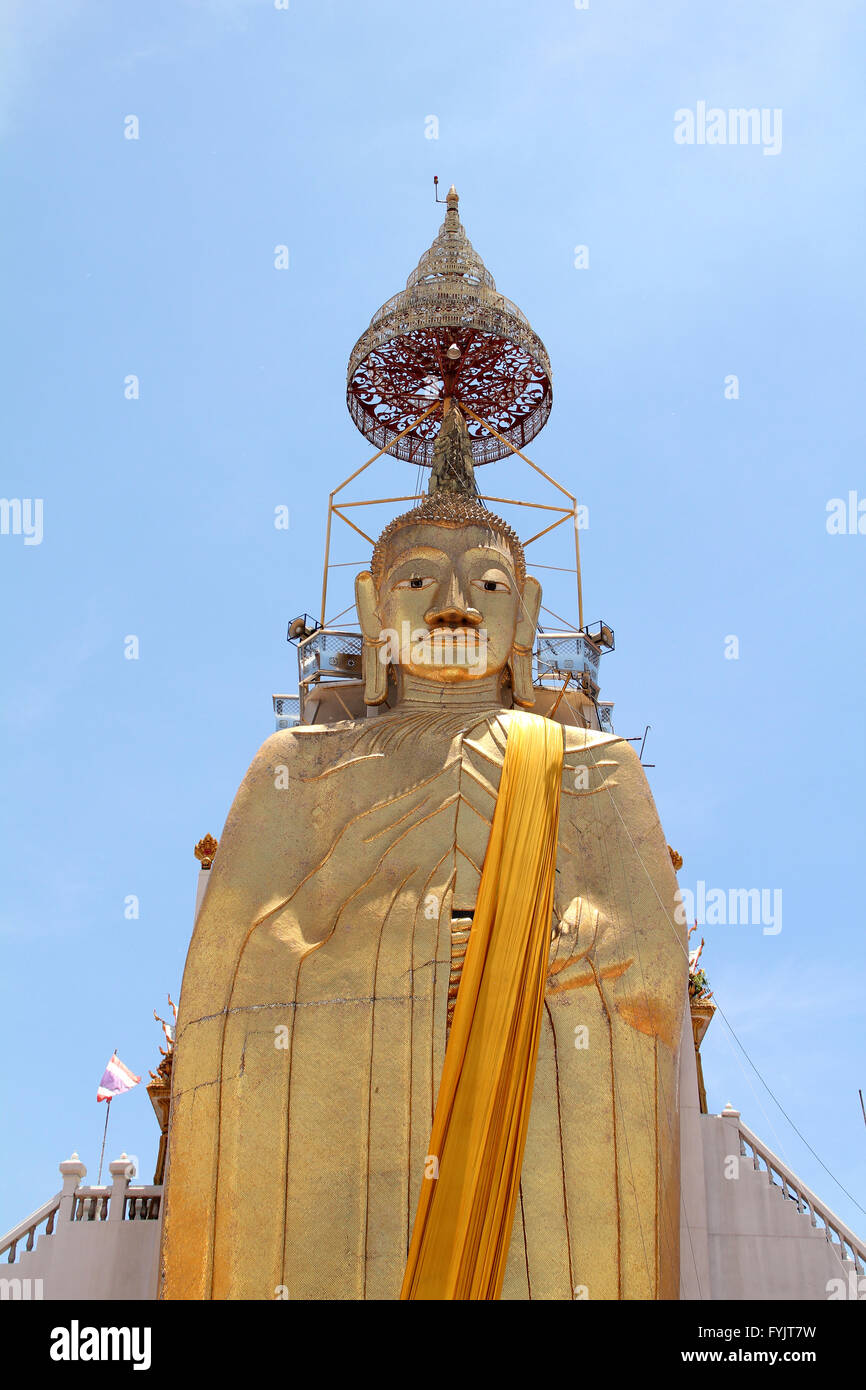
[285,787,459,934]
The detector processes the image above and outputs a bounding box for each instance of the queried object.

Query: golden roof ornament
[687,930,715,1114]
[194,834,219,869]
[346,184,553,468]
[147,995,177,1184]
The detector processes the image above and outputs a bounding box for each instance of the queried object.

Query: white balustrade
[0,1153,163,1270]
[727,1108,865,1276]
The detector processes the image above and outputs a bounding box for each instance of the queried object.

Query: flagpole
[97,1043,118,1185]
[97,1098,111,1185]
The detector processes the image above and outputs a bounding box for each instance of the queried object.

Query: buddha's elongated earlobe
[510,575,542,707]
[355,570,390,705]
[361,641,389,704]
[510,643,535,707]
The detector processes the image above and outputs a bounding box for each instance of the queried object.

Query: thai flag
[97,1053,141,1102]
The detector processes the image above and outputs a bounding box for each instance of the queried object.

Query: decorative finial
[195,834,218,869]
[444,185,460,231]
[149,997,176,1083]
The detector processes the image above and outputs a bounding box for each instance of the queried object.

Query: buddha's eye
[394,575,434,591]
[473,574,511,594]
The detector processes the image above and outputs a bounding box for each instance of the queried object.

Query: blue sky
[1,0,864,1244]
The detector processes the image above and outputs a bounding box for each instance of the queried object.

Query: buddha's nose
[425,604,483,629]
[425,575,482,629]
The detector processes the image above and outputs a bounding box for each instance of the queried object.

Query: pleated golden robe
[161,705,687,1301]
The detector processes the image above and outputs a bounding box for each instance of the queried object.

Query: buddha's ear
[355,571,389,705]
[511,575,541,709]
[355,571,382,641]
[515,575,542,648]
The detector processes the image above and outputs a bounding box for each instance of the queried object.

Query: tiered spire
[346,186,553,467]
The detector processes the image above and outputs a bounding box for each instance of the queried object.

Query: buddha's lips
[426,625,482,638]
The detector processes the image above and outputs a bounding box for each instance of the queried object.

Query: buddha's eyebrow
[384,549,450,580]
[464,548,516,569]
[466,547,513,561]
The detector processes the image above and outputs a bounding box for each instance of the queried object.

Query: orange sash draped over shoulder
[401,712,565,1300]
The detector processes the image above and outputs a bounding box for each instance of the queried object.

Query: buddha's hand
[274,757,456,948]
[554,734,688,1051]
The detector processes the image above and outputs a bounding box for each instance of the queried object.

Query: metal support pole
[319,497,334,628]
[319,402,440,627]
[573,506,585,632]
[459,401,585,631]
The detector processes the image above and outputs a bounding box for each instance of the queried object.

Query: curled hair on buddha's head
[370,491,526,588]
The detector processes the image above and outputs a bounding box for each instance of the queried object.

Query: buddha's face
[372,522,527,683]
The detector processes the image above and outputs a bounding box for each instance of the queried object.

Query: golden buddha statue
[160,414,687,1301]
[162,190,687,1300]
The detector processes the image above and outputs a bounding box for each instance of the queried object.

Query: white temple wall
[698,1108,852,1300]
[12,1217,160,1301]
[678,1025,859,1300]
